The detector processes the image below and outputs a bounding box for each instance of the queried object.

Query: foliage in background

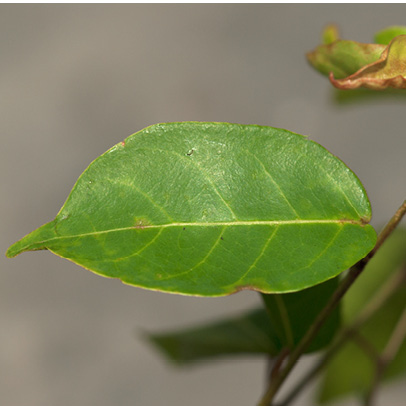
[308,25,406,90]
[319,229,406,403]
[149,278,340,364]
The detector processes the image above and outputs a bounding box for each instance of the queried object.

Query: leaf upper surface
[6,122,376,296]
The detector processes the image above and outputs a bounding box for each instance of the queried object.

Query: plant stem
[381,307,406,366]
[258,266,364,406]
[269,349,290,381]
[351,331,380,362]
[277,265,406,406]
[364,305,406,406]
[258,199,406,406]
[369,200,406,257]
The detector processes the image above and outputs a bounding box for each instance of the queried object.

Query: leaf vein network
[315,159,362,219]
[244,149,300,219]
[143,147,238,220]
[301,225,344,272]
[231,225,280,287]
[158,227,226,282]
[115,228,164,261]
[110,178,174,221]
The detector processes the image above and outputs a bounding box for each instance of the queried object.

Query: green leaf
[147,309,281,364]
[6,122,376,297]
[261,277,340,353]
[307,40,384,79]
[374,25,406,45]
[330,36,406,90]
[150,279,341,364]
[318,229,406,404]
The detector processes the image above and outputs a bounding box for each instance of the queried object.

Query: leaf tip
[5,221,57,259]
[5,243,20,258]
[5,238,41,258]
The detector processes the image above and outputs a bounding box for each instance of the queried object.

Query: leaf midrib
[7,217,369,258]
[50,218,364,239]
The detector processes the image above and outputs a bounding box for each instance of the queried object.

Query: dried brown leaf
[330,35,406,90]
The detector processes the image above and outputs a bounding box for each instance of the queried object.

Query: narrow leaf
[322,24,340,45]
[6,122,376,297]
[150,279,341,365]
[330,36,406,90]
[147,309,281,364]
[318,229,406,404]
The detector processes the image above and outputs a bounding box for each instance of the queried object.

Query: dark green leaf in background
[149,278,340,364]
[6,122,376,296]
[318,229,406,404]
[148,309,281,364]
[262,277,340,353]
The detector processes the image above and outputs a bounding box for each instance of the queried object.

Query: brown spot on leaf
[360,217,370,226]
[338,218,370,227]
[133,217,150,229]
[232,285,258,294]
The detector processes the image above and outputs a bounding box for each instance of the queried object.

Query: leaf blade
[262,277,340,353]
[6,122,376,296]
[147,309,281,365]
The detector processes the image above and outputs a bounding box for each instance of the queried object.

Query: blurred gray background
[1,5,405,406]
